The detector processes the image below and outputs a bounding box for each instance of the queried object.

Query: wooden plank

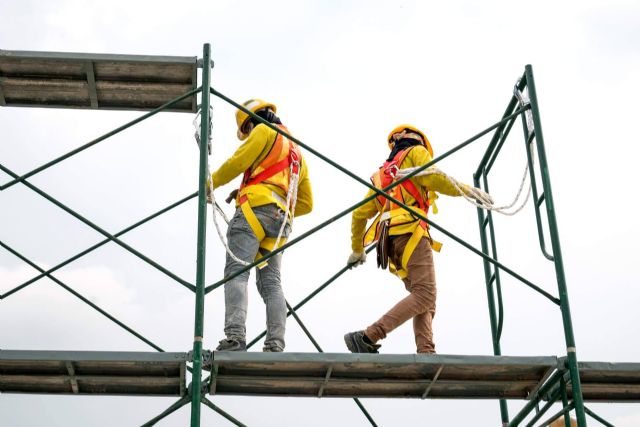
[212,374,540,399]
[0,50,197,112]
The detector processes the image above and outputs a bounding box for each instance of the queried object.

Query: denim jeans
[223,203,291,351]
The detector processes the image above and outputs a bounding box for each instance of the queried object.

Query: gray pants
[223,204,291,351]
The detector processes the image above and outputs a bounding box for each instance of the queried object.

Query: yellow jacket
[212,123,313,217]
[351,145,464,253]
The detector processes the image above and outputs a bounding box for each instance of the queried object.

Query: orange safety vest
[237,124,301,265]
[365,146,440,278]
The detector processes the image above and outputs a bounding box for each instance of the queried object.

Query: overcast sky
[1,0,640,426]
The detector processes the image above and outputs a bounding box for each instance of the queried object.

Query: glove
[347,252,367,268]
[466,186,494,206]
[225,189,239,204]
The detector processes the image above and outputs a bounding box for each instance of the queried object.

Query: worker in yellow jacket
[210,99,313,352]
[344,124,491,354]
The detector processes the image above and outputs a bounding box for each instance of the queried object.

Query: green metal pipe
[190,43,212,427]
[521,117,554,261]
[0,89,201,192]
[201,397,247,427]
[474,73,527,179]
[428,219,559,304]
[1,192,197,300]
[584,407,615,427]
[508,369,564,427]
[246,245,376,348]
[285,299,323,351]
[282,300,378,426]
[525,64,586,427]
[524,388,564,427]
[485,114,519,175]
[560,377,572,427]
[482,174,505,340]
[204,106,530,293]
[0,240,163,351]
[213,87,527,205]
[243,254,379,426]
[474,175,509,426]
[0,163,195,291]
[140,396,191,427]
[535,400,574,427]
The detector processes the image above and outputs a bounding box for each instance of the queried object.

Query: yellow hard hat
[235,98,276,140]
[387,124,433,157]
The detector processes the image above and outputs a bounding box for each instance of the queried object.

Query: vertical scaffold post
[190,43,212,427]
[525,64,587,426]
[474,178,509,427]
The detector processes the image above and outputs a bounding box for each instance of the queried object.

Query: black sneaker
[344,331,381,354]
[216,338,246,351]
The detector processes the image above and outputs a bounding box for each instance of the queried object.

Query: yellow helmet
[235,98,277,140]
[387,124,433,157]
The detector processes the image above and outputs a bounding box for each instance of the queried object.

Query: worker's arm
[407,146,469,197]
[351,189,379,253]
[293,158,313,217]
[210,124,272,188]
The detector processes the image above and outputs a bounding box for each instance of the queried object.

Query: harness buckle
[388,164,399,179]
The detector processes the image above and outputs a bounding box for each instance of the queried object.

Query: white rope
[194,107,250,266]
[395,164,531,216]
[272,166,299,251]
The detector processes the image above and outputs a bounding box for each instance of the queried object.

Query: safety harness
[365,146,441,279]
[237,124,301,267]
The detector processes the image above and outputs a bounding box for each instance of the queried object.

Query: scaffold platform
[0,50,197,112]
[2,350,639,402]
[0,350,187,396]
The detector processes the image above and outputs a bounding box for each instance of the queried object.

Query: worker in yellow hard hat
[344,124,492,354]
[209,98,313,352]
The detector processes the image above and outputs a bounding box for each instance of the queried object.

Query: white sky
[1,0,639,425]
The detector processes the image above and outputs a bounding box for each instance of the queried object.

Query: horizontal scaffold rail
[3,351,640,402]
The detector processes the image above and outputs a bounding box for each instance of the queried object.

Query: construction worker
[344,125,492,354]
[209,99,313,352]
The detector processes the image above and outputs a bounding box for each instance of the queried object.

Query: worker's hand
[225,189,239,204]
[347,252,367,268]
[466,186,494,206]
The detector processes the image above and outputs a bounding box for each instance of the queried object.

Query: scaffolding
[1,43,638,426]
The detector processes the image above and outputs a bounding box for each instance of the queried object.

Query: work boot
[344,331,381,354]
[262,344,284,352]
[215,338,246,352]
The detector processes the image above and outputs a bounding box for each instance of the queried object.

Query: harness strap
[239,194,290,269]
[244,155,290,187]
[239,195,266,242]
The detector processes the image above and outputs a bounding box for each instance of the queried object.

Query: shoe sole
[344,333,358,353]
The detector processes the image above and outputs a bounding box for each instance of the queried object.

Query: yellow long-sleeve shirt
[211,123,313,217]
[351,145,466,252]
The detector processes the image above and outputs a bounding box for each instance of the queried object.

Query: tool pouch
[376,219,390,270]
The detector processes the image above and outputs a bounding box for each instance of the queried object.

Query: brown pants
[365,234,437,353]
